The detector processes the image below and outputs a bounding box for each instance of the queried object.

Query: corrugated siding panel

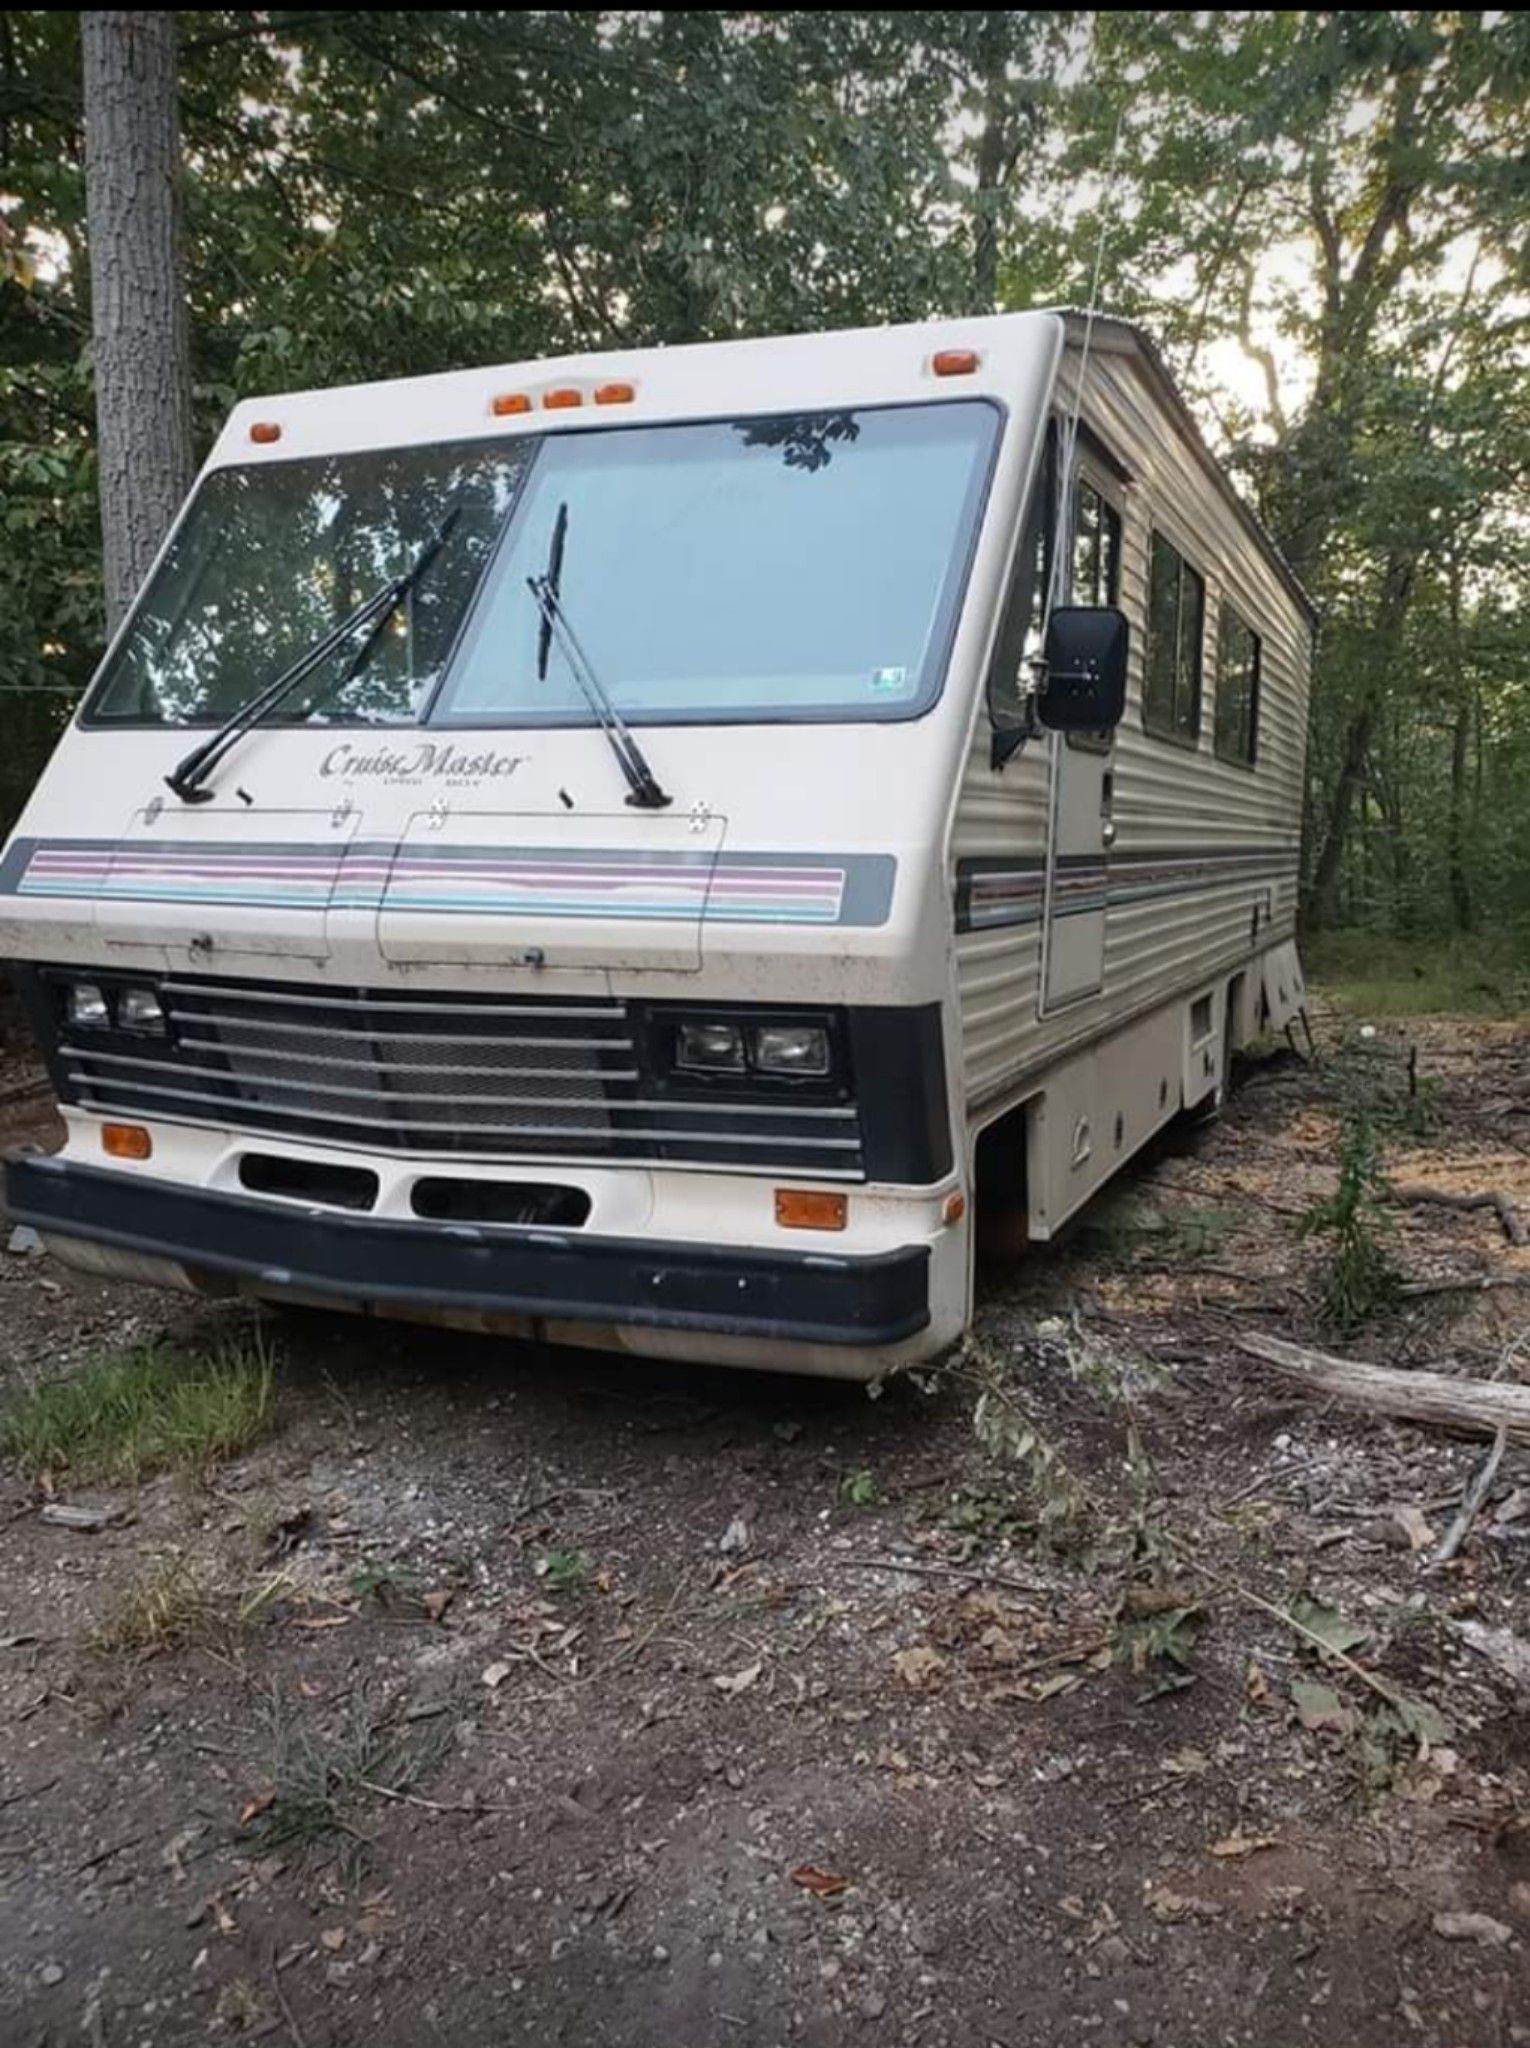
[950,338,1311,1115]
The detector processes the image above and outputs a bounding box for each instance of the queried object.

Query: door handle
[1101,819,1118,848]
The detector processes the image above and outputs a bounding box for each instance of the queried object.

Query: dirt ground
[2,1007,1529,2048]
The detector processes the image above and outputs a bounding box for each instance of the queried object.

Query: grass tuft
[92,1551,292,1660]
[0,1329,276,1483]
[253,1682,456,1881]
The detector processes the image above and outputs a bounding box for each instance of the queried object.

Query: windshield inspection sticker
[870,666,909,693]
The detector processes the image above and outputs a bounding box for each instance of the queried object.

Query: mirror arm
[990,659,1046,771]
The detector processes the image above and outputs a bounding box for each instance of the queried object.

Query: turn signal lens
[931,348,980,377]
[543,387,583,409]
[491,392,532,416]
[942,1190,967,1227]
[594,381,636,405]
[775,1189,847,1232]
[102,1122,152,1161]
[249,421,282,444]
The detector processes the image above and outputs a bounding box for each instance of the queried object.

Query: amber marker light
[942,1190,967,1227]
[775,1189,848,1232]
[102,1122,152,1161]
[543,387,584,409]
[594,381,636,406]
[248,421,282,444]
[931,348,980,376]
[491,392,533,416]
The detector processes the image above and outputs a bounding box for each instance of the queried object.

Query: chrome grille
[58,976,864,1177]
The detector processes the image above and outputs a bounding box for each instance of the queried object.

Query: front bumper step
[2,1155,931,1348]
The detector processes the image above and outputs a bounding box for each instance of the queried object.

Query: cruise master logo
[320,741,527,787]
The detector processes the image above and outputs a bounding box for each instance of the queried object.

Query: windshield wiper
[164,504,462,805]
[526,503,672,812]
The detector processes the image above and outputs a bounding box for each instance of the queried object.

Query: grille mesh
[59,977,863,1177]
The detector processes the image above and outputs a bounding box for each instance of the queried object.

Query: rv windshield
[88,439,533,727]
[86,399,997,730]
[436,401,997,725]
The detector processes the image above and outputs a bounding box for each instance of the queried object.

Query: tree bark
[82,11,194,633]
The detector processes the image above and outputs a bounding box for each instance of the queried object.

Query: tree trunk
[1445,564,1474,934]
[968,13,1010,316]
[82,11,194,633]
[1306,552,1415,928]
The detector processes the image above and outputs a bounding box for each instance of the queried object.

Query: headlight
[751,1024,831,1076]
[117,987,167,1037]
[675,1021,745,1073]
[66,982,110,1031]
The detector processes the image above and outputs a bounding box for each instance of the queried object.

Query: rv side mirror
[1035,606,1129,733]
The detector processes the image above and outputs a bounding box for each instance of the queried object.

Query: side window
[1071,478,1121,607]
[1214,603,1260,767]
[1144,531,1204,745]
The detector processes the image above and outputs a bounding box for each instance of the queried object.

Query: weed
[92,1550,291,1661]
[253,1681,455,1882]
[349,1558,421,1607]
[0,1329,276,1483]
[1077,1196,1238,1265]
[1111,1583,1203,1693]
[537,1548,590,1595]
[912,1485,1031,1560]
[1297,1097,1402,1331]
[961,1336,1096,1557]
[841,1468,880,1508]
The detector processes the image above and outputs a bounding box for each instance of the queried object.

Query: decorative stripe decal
[0,839,896,930]
[956,845,1299,933]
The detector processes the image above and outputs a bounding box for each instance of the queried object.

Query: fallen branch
[828,1556,1048,1598]
[1387,1182,1527,1248]
[1398,1273,1530,1300]
[1183,1559,1412,1719]
[356,1779,523,1818]
[1429,1426,1509,1569]
[1236,1332,1530,1446]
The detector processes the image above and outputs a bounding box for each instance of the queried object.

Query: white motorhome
[0,311,1311,1378]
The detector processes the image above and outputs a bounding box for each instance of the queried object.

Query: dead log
[1386,1182,1527,1248]
[1235,1332,1530,1446]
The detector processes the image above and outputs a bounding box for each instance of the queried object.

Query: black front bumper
[1,1155,930,1349]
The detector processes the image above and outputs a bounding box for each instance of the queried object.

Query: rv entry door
[1039,733,1111,1012]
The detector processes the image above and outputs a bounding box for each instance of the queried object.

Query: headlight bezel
[54,975,174,1045]
[646,1004,846,1095]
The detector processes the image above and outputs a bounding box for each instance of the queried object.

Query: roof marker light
[594,381,636,406]
[249,421,282,444]
[543,387,584,410]
[491,392,533,416]
[932,349,980,377]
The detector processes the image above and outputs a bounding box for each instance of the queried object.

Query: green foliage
[840,1467,880,1508]
[537,1547,589,1595]
[1306,932,1530,1021]
[0,1330,276,1482]
[348,1558,422,1607]
[1296,1087,1402,1332]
